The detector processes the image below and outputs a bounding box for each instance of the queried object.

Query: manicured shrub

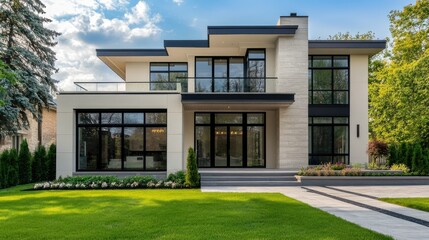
[185,147,199,187]
[46,144,56,181]
[167,170,186,184]
[32,145,46,182]
[18,139,32,184]
[8,149,19,187]
[390,163,410,173]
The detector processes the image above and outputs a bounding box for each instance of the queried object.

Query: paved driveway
[202,185,429,240]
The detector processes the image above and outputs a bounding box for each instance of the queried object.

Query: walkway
[202,185,429,240]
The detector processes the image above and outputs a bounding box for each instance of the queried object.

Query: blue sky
[43,0,414,90]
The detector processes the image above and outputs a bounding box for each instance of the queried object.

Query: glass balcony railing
[73,77,278,93]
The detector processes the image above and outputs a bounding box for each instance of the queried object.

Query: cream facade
[56,14,385,178]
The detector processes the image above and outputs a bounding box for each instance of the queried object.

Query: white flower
[131,182,139,188]
[43,182,51,189]
[59,183,66,189]
[101,182,108,188]
[164,181,172,188]
[147,181,155,188]
[65,183,73,189]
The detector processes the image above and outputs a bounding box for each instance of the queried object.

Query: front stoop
[199,169,300,187]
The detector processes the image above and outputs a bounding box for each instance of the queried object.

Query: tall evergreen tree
[18,139,31,183]
[8,148,19,186]
[0,0,60,134]
[46,143,56,181]
[32,145,45,182]
[0,150,10,188]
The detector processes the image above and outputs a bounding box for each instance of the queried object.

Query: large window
[308,56,349,104]
[77,110,167,171]
[195,112,265,168]
[308,117,349,165]
[150,63,187,91]
[194,49,266,92]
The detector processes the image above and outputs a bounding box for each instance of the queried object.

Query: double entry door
[195,112,265,168]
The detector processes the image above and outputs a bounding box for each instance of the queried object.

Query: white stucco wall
[350,55,369,164]
[125,63,150,91]
[275,17,309,169]
[56,93,183,178]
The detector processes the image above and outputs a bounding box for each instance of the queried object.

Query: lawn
[0,185,391,240]
[380,197,429,213]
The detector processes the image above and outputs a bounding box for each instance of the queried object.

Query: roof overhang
[181,93,295,110]
[97,25,298,80]
[309,40,386,56]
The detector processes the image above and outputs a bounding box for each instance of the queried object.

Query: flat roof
[309,40,387,49]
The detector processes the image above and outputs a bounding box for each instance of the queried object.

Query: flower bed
[297,163,407,176]
[33,171,193,190]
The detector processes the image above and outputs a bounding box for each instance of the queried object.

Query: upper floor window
[308,56,349,104]
[194,49,266,93]
[150,63,187,91]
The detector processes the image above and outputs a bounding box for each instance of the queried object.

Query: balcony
[71,77,294,109]
[74,77,279,93]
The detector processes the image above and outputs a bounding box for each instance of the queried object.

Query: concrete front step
[199,170,300,187]
[201,176,297,181]
[201,180,301,187]
[200,172,297,177]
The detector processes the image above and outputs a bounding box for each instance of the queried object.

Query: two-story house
[56,14,386,182]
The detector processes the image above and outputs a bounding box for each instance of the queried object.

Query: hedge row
[389,142,429,175]
[0,139,56,189]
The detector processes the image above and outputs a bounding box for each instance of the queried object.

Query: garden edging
[295,175,429,186]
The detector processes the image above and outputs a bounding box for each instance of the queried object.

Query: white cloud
[190,17,198,27]
[172,0,184,6]
[43,0,163,91]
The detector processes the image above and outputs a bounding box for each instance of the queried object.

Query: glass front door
[195,113,265,168]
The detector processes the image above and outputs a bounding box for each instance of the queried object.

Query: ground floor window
[308,117,349,165]
[76,110,167,171]
[195,112,265,168]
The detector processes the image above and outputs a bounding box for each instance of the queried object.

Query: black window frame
[194,112,266,168]
[150,62,188,91]
[308,55,350,105]
[76,109,167,172]
[194,48,266,93]
[308,116,350,165]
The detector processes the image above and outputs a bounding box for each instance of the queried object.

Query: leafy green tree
[46,144,56,181]
[8,148,19,186]
[327,31,376,40]
[185,147,199,187]
[32,145,46,182]
[0,0,60,134]
[370,0,429,143]
[18,139,32,183]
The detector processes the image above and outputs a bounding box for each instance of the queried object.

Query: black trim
[96,49,167,57]
[164,40,208,48]
[194,112,266,168]
[59,92,180,95]
[207,25,298,35]
[309,105,349,117]
[181,93,295,103]
[309,40,387,49]
[308,116,350,165]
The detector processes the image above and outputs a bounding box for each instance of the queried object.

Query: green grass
[380,197,429,213]
[0,185,391,240]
